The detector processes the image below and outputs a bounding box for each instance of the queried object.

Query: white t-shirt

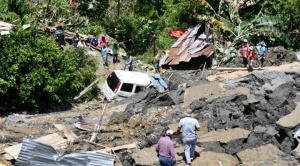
[178,117,200,138]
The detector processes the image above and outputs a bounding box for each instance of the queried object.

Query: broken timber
[212,67,264,71]
[74,78,100,101]
[96,143,137,153]
[53,119,78,142]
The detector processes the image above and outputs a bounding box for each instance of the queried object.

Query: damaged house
[163,24,214,70]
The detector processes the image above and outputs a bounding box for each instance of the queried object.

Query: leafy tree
[0,23,97,111]
[0,0,30,21]
[78,0,109,22]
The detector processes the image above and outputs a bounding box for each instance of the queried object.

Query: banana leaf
[255,16,283,26]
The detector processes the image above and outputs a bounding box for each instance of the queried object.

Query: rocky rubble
[2,66,300,165]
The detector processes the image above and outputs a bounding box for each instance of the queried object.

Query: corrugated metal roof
[163,24,214,66]
[15,138,115,166]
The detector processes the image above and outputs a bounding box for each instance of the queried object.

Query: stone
[3,154,13,160]
[193,151,239,166]
[253,125,267,134]
[198,128,251,143]
[132,146,158,166]
[237,144,299,165]
[277,102,300,128]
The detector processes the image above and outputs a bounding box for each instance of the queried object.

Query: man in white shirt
[177,109,200,166]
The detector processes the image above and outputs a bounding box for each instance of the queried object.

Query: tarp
[147,73,168,93]
[294,128,300,138]
[171,28,188,38]
[15,138,115,166]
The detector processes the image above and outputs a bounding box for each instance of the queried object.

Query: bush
[0,24,97,111]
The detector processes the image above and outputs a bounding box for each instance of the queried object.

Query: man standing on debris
[126,54,134,71]
[112,42,119,64]
[102,44,109,67]
[154,50,161,73]
[177,109,200,166]
[99,35,109,48]
[258,41,267,68]
[156,130,176,166]
[241,39,250,67]
[73,30,80,48]
[247,46,255,72]
[54,23,66,49]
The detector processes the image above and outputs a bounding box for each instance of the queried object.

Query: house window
[135,86,143,93]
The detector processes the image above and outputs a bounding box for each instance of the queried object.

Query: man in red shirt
[156,130,176,166]
[248,46,255,72]
[99,36,109,48]
[241,39,250,67]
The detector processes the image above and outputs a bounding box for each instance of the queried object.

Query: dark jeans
[113,54,118,64]
[242,57,248,67]
[103,56,108,67]
[159,156,174,166]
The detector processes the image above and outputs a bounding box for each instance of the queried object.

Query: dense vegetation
[0,0,299,111]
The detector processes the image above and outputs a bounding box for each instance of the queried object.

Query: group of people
[241,39,267,72]
[156,109,200,166]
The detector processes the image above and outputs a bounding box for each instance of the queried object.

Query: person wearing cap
[247,46,255,72]
[258,41,267,68]
[54,23,65,49]
[177,109,200,166]
[156,130,176,166]
[73,30,80,48]
[241,39,250,67]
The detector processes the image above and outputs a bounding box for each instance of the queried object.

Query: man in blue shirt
[102,44,108,67]
[258,41,267,68]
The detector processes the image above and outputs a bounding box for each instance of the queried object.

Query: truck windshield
[107,72,120,91]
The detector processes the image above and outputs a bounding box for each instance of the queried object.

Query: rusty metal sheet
[179,36,197,62]
[169,35,196,65]
[165,40,184,64]
[191,45,213,58]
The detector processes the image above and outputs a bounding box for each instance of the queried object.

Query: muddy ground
[1,51,300,166]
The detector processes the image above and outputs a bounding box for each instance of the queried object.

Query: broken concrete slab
[237,144,299,165]
[182,81,257,107]
[4,133,67,159]
[277,102,300,128]
[193,151,239,166]
[198,128,251,143]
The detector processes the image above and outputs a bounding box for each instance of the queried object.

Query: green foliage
[0,0,30,21]
[78,25,105,37]
[78,0,109,22]
[0,23,97,111]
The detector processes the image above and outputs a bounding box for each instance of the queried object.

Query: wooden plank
[53,120,78,142]
[212,67,264,71]
[4,133,67,159]
[96,143,137,153]
[73,78,100,101]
